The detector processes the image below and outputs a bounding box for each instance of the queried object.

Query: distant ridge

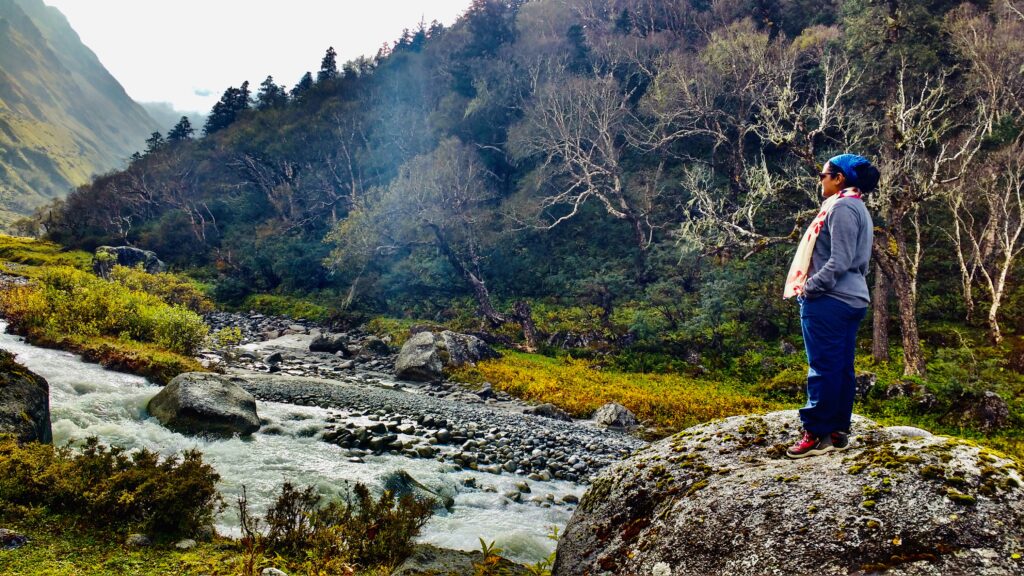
[0,0,158,226]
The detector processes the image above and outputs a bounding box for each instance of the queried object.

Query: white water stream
[0,323,581,562]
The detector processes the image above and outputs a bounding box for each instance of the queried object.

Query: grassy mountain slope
[0,0,158,226]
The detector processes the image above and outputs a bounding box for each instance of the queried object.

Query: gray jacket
[802,196,873,308]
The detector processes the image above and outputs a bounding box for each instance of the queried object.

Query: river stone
[0,350,51,443]
[361,336,392,356]
[523,403,572,421]
[147,373,260,437]
[381,470,455,510]
[261,569,288,576]
[553,410,1024,576]
[309,334,349,355]
[438,330,500,368]
[393,544,529,576]
[591,402,638,428]
[395,332,443,381]
[93,245,165,278]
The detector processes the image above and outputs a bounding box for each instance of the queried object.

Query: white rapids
[0,323,580,562]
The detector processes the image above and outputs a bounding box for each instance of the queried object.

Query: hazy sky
[44,0,474,113]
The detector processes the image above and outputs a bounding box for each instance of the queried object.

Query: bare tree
[870,62,985,375]
[327,139,539,349]
[641,22,865,258]
[508,72,662,276]
[940,5,1024,343]
[945,146,1024,343]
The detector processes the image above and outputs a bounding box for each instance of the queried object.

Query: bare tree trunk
[873,234,925,376]
[513,300,539,352]
[987,260,1012,344]
[872,262,890,362]
[431,226,539,351]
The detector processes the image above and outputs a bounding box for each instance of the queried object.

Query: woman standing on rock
[783,154,879,459]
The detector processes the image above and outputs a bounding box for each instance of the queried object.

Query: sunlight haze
[44,0,473,113]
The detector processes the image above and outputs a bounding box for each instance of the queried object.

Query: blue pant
[798,295,866,437]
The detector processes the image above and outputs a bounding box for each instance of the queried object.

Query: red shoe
[786,430,833,459]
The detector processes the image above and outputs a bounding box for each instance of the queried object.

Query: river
[0,322,583,562]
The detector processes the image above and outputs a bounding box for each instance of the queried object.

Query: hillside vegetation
[0,0,158,226]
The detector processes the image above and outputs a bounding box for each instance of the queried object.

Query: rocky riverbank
[197,311,647,488]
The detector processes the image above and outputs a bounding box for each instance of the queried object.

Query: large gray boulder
[93,245,166,278]
[395,331,500,382]
[395,332,444,381]
[438,330,500,367]
[147,373,260,436]
[0,350,51,443]
[554,410,1024,576]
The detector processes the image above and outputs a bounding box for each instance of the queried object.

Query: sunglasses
[818,172,838,180]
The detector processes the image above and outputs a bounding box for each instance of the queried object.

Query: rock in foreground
[554,410,1024,576]
[393,544,530,576]
[0,349,51,443]
[147,373,260,436]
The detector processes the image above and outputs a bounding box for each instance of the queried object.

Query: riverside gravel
[203,311,646,484]
[236,373,644,484]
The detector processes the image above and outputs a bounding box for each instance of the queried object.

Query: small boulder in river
[0,350,51,443]
[309,334,349,355]
[554,410,1024,576]
[591,402,638,429]
[395,331,499,382]
[92,245,165,278]
[147,373,260,437]
[381,469,455,510]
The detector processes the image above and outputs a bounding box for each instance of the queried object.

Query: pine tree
[167,116,194,142]
[203,83,250,135]
[236,80,251,110]
[566,24,591,73]
[318,47,339,82]
[291,71,314,99]
[144,131,165,154]
[256,75,287,109]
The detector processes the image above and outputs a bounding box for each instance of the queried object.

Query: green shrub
[238,481,434,572]
[0,234,92,275]
[242,293,328,322]
[0,435,222,538]
[149,305,211,355]
[364,316,431,346]
[109,265,213,313]
[0,266,208,356]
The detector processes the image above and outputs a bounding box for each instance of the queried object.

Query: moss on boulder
[0,349,51,443]
[553,411,1024,576]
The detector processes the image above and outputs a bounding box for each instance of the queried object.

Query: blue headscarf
[827,154,880,193]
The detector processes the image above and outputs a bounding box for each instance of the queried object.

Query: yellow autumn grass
[451,351,777,434]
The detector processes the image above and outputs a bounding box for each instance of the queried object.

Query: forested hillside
[0,0,159,226]
[33,0,1024,383]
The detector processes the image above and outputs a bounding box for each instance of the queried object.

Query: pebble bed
[201,311,647,485]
